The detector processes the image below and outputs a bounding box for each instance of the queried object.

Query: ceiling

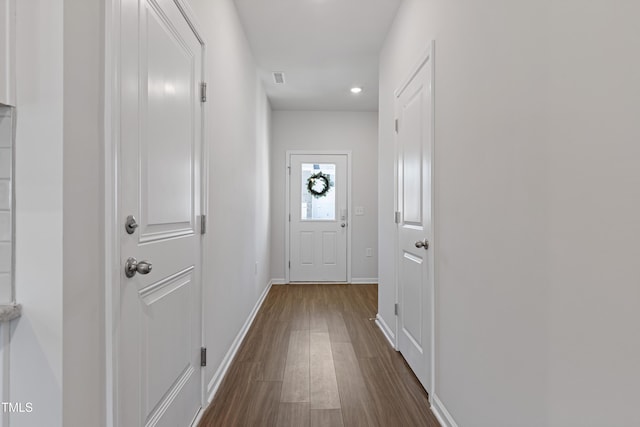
[233,0,402,111]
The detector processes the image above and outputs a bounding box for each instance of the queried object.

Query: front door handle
[125,257,153,278]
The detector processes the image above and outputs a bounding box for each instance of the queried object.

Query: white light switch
[366,248,373,257]
[355,206,365,216]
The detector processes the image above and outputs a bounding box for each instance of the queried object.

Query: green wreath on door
[306,172,333,198]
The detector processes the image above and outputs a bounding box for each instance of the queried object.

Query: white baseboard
[375,313,396,350]
[270,278,379,285]
[206,280,273,403]
[190,407,204,427]
[350,277,378,284]
[431,394,458,427]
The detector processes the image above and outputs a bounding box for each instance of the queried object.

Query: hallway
[199,284,440,426]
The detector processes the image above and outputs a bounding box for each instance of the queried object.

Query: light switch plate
[355,206,364,216]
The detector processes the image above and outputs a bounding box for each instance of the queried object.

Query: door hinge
[395,118,399,133]
[288,261,291,269]
[200,214,207,234]
[289,213,291,222]
[395,303,399,316]
[200,82,207,102]
[394,211,401,224]
[201,347,207,367]
[287,166,291,175]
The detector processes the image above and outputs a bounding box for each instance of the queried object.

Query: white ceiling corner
[233,0,402,111]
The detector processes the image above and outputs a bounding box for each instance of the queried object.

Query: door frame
[393,41,436,394]
[103,0,208,424]
[285,150,352,284]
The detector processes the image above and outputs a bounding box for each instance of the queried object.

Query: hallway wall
[378,1,640,426]
[270,110,378,283]
[11,0,64,425]
[187,0,273,401]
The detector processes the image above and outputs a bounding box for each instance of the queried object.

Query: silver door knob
[414,239,429,250]
[125,257,153,278]
[341,223,346,228]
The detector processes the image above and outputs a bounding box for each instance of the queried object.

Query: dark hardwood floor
[199,284,440,427]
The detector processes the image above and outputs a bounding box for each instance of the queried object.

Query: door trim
[393,41,436,394]
[104,1,208,424]
[285,150,352,284]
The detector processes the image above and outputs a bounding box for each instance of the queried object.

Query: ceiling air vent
[273,72,285,84]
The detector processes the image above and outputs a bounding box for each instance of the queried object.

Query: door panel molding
[285,150,352,283]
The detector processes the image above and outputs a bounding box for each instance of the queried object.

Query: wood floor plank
[199,284,441,427]
[310,308,329,332]
[342,312,380,359]
[290,308,310,331]
[326,311,351,343]
[199,362,263,426]
[310,332,341,409]
[276,402,310,427]
[281,329,310,403]
[331,341,379,427]
[310,409,344,427]
[245,381,282,427]
[262,321,292,380]
[359,357,439,427]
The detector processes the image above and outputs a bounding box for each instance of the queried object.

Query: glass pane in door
[301,163,336,220]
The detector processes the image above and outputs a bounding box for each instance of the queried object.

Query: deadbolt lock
[125,215,139,234]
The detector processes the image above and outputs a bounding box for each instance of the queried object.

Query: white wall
[379,1,640,426]
[62,0,104,425]
[186,0,273,400]
[255,83,272,293]
[0,0,15,107]
[11,0,64,425]
[270,110,378,283]
[9,1,104,426]
[0,106,13,305]
[545,3,640,425]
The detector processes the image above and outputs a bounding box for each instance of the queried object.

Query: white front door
[119,0,203,425]
[289,154,348,282]
[395,47,434,390]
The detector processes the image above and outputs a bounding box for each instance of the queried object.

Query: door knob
[341,223,346,228]
[125,257,153,278]
[414,239,429,250]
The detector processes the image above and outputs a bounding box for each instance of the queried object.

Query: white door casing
[395,44,435,391]
[288,153,349,282]
[118,0,204,425]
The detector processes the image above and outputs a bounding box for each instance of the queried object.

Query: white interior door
[119,0,203,425]
[289,154,348,282]
[395,48,434,390]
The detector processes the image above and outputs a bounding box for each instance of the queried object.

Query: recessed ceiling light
[350,87,362,94]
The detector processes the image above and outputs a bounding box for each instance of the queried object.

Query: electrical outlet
[366,248,373,257]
